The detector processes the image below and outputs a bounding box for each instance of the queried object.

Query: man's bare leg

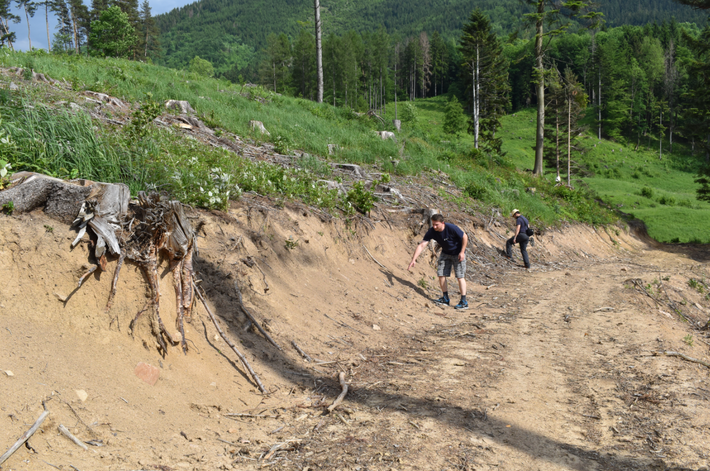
[457,277,467,296]
[438,276,448,294]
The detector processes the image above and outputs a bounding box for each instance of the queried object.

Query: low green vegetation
[391,98,710,243]
[0,51,620,231]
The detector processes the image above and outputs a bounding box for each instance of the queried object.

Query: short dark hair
[431,214,445,222]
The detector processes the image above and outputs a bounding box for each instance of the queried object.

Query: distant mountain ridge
[155,0,707,74]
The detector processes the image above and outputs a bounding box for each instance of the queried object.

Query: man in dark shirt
[408,214,469,310]
[505,209,531,269]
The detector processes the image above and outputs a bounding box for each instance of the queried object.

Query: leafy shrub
[400,102,418,125]
[658,195,675,206]
[640,186,654,198]
[127,93,162,139]
[631,171,641,179]
[464,182,487,200]
[438,150,456,162]
[2,200,14,214]
[189,56,214,77]
[273,135,294,154]
[346,181,376,214]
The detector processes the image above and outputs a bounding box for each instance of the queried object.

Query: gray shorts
[437,252,466,279]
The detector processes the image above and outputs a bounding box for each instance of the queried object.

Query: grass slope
[0,51,616,232]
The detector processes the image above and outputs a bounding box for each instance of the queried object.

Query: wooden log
[194,282,267,393]
[0,410,50,466]
[327,372,349,413]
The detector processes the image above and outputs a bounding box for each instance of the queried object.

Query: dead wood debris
[654,351,710,369]
[327,372,349,413]
[195,282,267,393]
[0,409,50,466]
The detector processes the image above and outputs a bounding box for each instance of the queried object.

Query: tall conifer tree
[459,9,509,153]
[522,0,601,175]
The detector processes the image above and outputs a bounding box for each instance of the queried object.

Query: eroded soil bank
[1,198,709,471]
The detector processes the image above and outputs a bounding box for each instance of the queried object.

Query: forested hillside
[155,0,707,76]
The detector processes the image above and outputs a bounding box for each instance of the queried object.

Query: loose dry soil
[2,197,710,471]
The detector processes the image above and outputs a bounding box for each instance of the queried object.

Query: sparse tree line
[257,28,456,114]
[0,0,159,59]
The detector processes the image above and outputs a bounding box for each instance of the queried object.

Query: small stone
[213,334,220,342]
[9,82,18,91]
[210,382,217,387]
[173,331,183,343]
[620,267,627,272]
[5,370,14,377]
[372,324,381,331]
[75,389,88,402]
[134,362,160,386]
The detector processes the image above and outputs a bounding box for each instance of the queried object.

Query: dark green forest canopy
[155,0,708,71]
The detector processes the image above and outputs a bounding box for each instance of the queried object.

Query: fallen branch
[291,340,313,362]
[363,245,388,271]
[327,372,349,413]
[654,351,710,369]
[194,282,267,393]
[58,425,88,451]
[225,413,278,419]
[234,281,282,350]
[0,410,50,466]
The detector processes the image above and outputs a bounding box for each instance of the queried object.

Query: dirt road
[1,206,709,471]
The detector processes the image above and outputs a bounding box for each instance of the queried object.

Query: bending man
[505,209,531,269]
[408,214,469,310]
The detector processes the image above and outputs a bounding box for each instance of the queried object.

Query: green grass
[0,50,615,228]
[380,96,709,243]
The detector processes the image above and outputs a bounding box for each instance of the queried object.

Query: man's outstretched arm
[408,240,429,270]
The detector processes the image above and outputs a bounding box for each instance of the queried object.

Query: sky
[9,0,193,51]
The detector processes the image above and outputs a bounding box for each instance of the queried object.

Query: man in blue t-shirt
[407,214,469,310]
[505,209,531,269]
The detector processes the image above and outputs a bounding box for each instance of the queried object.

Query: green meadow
[392,97,710,243]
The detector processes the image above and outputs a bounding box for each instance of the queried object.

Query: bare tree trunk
[533,1,545,176]
[45,2,50,51]
[24,4,32,51]
[314,0,323,103]
[598,69,602,140]
[659,110,663,160]
[69,8,78,54]
[555,105,560,181]
[394,44,398,120]
[567,98,572,187]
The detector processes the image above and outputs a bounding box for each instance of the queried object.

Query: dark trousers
[506,233,530,268]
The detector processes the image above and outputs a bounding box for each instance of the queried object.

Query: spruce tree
[521,0,601,175]
[138,0,159,59]
[459,9,509,154]
[443,95,466,136]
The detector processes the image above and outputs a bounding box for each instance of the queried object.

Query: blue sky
[9,0,192,51]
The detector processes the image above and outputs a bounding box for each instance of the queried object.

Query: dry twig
[327,372,349,413]
[654,351,710,369]
[0,410,50,466]
[194,282,267,393]
[291,341,313,362]
[58,425,88,451]
[235,282,282,350]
